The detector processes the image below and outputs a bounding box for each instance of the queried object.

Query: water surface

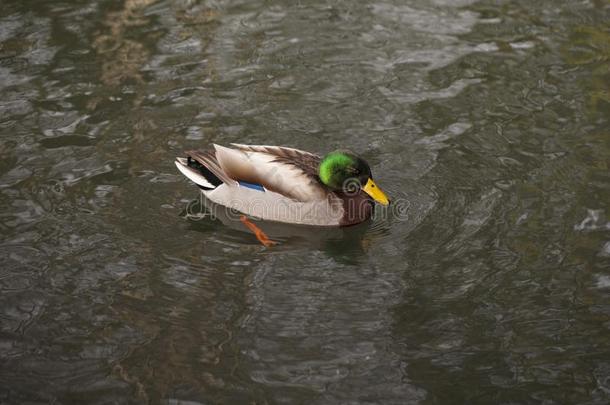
[1,0,609,403]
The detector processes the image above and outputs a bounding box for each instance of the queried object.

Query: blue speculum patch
[238,181,265,192]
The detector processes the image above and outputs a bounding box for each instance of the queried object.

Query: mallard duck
[175,144,390,226]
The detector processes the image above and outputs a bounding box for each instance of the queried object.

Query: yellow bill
[362,178,390,206]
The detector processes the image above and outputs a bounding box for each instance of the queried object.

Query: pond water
[1,0,609,403]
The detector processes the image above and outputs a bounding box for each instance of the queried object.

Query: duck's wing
[214,144,328,202]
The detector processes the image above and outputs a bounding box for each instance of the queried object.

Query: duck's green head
[319,151,390,205]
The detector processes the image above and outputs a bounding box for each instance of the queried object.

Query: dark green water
[1,0,609,403]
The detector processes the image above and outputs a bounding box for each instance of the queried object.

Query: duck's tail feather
[175,157,217,189]
[176,150,234,190]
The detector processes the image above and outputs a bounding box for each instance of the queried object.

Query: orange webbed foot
[240,215,277,247]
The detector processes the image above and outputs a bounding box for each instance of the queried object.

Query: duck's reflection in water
[181,196,379,263]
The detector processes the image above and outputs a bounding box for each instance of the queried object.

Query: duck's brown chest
[339,192,374,226]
